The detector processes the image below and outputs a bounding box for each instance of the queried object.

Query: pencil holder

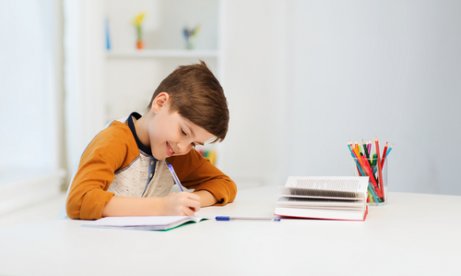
[353,157,388,205]
[348,140,392,206]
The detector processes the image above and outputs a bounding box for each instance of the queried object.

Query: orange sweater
[66,114,237,220]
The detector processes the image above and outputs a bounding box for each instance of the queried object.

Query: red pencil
[375,139,384,200]
[381,142,389,168]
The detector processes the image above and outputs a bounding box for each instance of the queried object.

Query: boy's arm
[101,192,201,217]
[167,149,238,206]
[66,124,137,220]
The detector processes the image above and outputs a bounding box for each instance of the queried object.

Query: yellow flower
[133,12,145,27]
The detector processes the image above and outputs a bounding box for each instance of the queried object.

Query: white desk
[1,185,460,276]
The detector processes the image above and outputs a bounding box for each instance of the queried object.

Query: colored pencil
[375,139,384,199]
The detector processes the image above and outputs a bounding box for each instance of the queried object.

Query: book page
[277,197,365,208]
[285,176,368,194]
[279,189,364,200]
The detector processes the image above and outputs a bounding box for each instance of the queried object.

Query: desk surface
[1,185,460,276]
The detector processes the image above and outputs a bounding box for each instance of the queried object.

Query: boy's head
[145,61,229,160]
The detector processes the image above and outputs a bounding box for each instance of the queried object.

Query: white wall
[218,0,288,187]
[285,0,461,194]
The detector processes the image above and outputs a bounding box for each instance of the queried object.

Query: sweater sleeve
[66,122,138,220]
[167,149,237,205]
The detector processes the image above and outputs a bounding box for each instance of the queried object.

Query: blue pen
[215,216,281,222]
[167,163,185,192]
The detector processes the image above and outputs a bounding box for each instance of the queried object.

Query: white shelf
[106,49,220,59]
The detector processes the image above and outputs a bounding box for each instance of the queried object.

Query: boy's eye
[181,129,187,136]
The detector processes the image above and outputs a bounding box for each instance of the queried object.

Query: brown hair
[148,61,229,142]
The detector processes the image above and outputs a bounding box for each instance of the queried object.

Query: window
[0,0,64,214]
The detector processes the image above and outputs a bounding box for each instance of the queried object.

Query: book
[83,216,207,231]
[274,176,369,221]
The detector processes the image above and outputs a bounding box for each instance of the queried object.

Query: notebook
[83,216,207,231]
[274,176,369,221]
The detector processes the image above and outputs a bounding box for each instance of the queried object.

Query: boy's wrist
[103,196,167,217]
[149,197,166,215]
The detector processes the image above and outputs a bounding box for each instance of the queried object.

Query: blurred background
[1,0,460,221]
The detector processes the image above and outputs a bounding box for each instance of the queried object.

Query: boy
[66,61,237,220]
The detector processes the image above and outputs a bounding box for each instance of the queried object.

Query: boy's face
[147,92,216,160]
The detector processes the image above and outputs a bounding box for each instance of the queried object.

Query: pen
[215,216,281,222]
[167,163,185,192]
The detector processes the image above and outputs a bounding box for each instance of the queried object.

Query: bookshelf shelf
[106,49,220,59]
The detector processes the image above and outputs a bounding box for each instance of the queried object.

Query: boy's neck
[132,115,150,147]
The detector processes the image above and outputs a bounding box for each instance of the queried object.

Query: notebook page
[86,216,195,227]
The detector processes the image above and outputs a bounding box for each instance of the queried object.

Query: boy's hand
[161,192,201,216]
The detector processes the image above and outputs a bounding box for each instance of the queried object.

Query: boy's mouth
[166,141,175,157]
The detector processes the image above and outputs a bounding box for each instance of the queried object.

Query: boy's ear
[151,92,170,113]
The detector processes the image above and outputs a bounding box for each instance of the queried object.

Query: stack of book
[274,176,369,221]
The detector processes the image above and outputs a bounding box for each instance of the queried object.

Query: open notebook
[83,216,207,231]
[274,176,369,221]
